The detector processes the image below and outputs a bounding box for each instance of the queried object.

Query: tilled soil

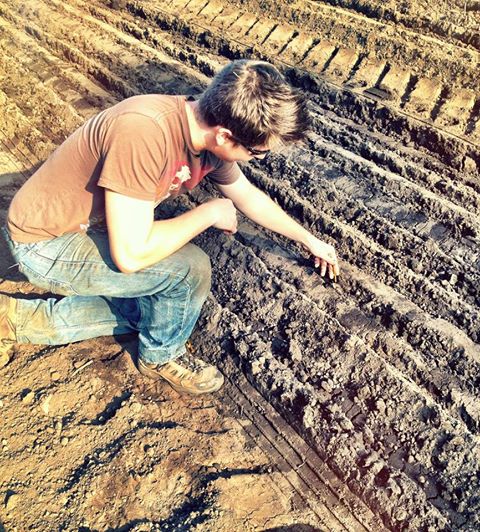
[0,0,479,530]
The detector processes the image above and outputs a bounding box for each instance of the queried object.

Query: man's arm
[216,172,340,277]
[105,190,237,273]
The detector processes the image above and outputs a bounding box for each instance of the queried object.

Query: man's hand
[209,198,238,234]
[302,233,340,279]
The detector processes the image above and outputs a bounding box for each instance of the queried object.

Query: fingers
[333,261,340,276]
[320,259,327,277]
[328,263,334,280]
[223,222,237,235]
[315,256,340,280]
[220,218,237,235]
[320,261,337,281]
[310,240,340,279]
[327,250,340,277]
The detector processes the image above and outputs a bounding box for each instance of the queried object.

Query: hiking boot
[0,294,16,368]
[137,350,224,395]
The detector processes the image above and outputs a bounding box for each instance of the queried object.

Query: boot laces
[175,350,208,373]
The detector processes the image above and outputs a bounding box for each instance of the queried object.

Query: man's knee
[178,244,211,297]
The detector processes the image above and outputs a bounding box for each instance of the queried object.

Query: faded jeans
[2,227,211,365]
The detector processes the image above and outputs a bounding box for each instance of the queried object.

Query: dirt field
[0,0,479,530]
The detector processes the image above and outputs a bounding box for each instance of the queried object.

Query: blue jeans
[2,227,211,365]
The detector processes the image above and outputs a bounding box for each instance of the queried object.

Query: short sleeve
[205,159,242,185]
[97,113,166,200]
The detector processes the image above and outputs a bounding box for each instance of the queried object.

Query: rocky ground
[0,0,479,530]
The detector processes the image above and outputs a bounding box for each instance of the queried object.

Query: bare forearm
[237,187,310,245]
[238,186,339,276]
[107,193,238,273]
[148,204,215,260]
[114,203,215,273]
[219,177,339,276]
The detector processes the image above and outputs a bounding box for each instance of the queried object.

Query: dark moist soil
[0,0,479,530]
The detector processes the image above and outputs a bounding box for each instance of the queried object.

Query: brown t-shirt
[7,95,241,243]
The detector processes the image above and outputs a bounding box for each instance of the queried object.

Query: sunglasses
[230,135,270,157]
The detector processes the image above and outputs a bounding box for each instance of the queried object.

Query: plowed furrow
[0,89,55,165]
[0,16,116,117]
[267,145,480,305]
[242,164,480,344]
[47,0,212,93]
[0,50,84,145]
[189,210,478,529]
[189,184,480,420]
[237,252,480,444]
[0,1,139,100]
[228,223,480,419]
[309,110,480,208]
[268,135,480,253]
[307,0,480,52]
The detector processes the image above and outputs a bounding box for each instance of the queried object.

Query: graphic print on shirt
[158,160,214,202]
[169,164,191,192]
[79,214,106,233]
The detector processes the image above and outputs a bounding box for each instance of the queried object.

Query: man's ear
[215,127,233,146]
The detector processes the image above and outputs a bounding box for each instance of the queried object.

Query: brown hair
[197,60,311,148]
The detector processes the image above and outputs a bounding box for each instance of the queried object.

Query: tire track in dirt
[308,110,480,213]
[187,215,455,529]
[142,0,480,141]
[0,0,479,530]
[317,0,480,51]
[56,0,480,153]
[191,221,479,529]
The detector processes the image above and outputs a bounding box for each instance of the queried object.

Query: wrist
[198,201,219,227]
[297,228,314,248]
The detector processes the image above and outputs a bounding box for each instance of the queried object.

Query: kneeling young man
[1,60,339,394]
